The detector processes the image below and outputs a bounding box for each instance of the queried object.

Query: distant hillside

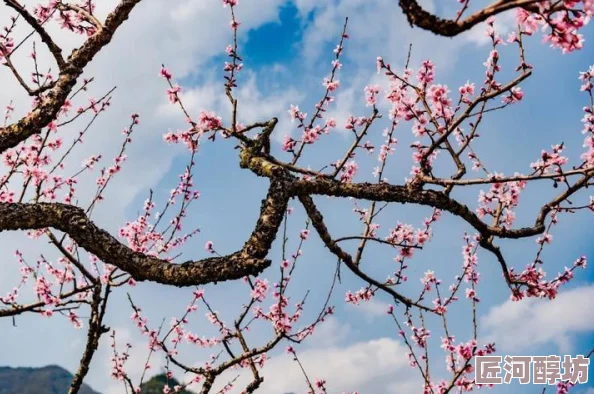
[0,365,100,394]
[0,366,197,394]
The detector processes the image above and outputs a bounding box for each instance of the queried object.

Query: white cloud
[481,285,594,354]
[348,298,391,322]
[158,72,304,143]
[304,315,351,347]
[202,337,421,394]
[295,0,466,74]
[462,9,518,46]
[258,337,420,394]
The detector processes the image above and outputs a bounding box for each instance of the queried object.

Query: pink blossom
[167,86,181,103]
[250,279,269,302]
[364,84,381,106]
[502,87,524,104]
[160,66,172,80]
[324,78,340,92]
[339,161,358,183]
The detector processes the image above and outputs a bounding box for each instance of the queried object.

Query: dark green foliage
[139,373,195,394]
[0,365,100,394]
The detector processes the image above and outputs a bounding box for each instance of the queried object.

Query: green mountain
[140,373,195,394]
[0,366,195,394]
[0,365,100,394]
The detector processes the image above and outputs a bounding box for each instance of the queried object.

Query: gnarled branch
[0,173,289,286]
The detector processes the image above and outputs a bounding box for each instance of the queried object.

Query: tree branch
[299,194,432,311]
[291,178,546,239]
[0,176,288,286]
[0,0,143,153]
[3,0,66,69]
[398,0,542,36]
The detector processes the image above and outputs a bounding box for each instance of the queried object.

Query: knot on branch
[399,0,461,36]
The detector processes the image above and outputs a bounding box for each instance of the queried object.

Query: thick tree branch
[0,176,289,285]
[399,0,541,36]
[291,178,546,239]
[0,0,143,153]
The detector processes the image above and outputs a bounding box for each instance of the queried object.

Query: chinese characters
[475,355,590,385]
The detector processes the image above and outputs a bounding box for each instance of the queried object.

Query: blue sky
[1,0,594,393]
